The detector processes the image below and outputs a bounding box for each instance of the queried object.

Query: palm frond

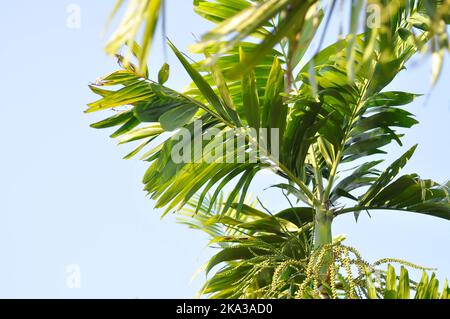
[105,0,164,74]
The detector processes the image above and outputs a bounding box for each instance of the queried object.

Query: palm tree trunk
[314,209,332,248]
[313,207,333,281]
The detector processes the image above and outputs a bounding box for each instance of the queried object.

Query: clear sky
[0,1,449,298]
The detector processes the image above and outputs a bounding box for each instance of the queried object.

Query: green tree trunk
[313,207,333,282]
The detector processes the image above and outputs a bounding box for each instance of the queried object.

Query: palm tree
[178,193,449,298]
[105,0,449,81]
[88,0,450,298]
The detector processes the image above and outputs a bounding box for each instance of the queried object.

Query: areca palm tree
[105,0,449,81]
[88,0,450,298]
[178,193,449,298]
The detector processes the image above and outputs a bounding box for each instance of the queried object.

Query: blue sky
[0,1,449,298]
